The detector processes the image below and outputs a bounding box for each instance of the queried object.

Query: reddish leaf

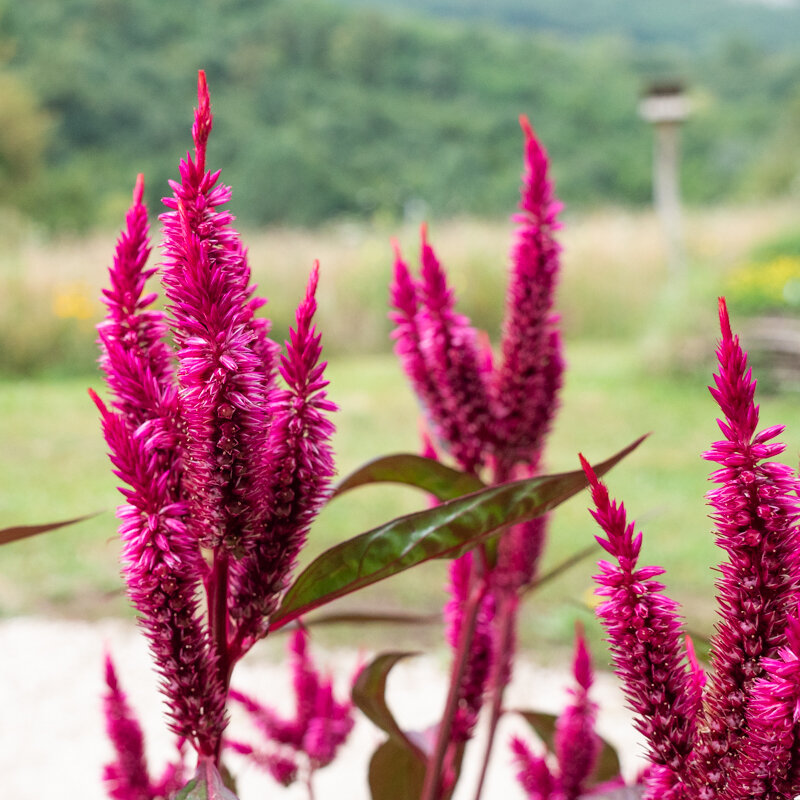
[368,739,426,800]
[333,453,484,502]
[270,437,645,630]
[0,513,97,546]
[174,761,238,800]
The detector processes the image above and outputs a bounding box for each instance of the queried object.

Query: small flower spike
[229,264,336,651]
[491,116,564,474]
[554,625,602,800]
[688,299,800,795]
[160,70,276,554]
[510,736,555,800]
[582,455,698,800]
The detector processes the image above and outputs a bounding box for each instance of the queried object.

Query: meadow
[2,201,799,660]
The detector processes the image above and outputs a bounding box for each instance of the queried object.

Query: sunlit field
[2,201,799,659]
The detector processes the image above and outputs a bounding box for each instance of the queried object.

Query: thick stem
[208,547,231,764]
[472,592,517,800]
[421,568,486,800]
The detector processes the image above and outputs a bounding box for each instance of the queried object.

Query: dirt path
[1,617,643,799]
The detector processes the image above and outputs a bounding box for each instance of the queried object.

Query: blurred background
[2,0,800,659]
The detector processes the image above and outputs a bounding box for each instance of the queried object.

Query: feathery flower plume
[227,629,354,787]
[93,391,227,756]
[728,610,800,799]
[102,654,187,800]
[510,736,554,800]
[160,71,276,554]
[554,626,602,799]
[443,552,495,742]
[687,298,800,794]
[581,455,697,800]
[229,264,336,650]
[491,115,564,475]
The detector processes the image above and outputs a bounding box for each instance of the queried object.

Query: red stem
[472,591,517,800]
[208,547,232,764]
[421,565,486,800]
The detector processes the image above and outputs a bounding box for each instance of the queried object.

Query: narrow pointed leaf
[352,651,427,759]
[333,453,484,501]
[368,739,426,800]
[271,437,645,630]
[0,513,98,546]
[302,610,439,628]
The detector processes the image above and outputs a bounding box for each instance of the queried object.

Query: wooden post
[639,83,691,278]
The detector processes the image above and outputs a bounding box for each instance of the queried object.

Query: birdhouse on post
[639,82,691,278]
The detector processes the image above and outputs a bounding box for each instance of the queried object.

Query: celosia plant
[583,298,800,799]
[389,115,564,799]
[93,72,620,800]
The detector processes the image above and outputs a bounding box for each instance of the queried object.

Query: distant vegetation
[1,0,799,231]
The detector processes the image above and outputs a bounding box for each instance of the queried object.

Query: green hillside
[1,0,799,231]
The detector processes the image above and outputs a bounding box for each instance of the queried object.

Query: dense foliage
[2,0,800,230]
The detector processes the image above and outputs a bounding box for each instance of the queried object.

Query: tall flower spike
[415,224,493,474]
[582,455,698,800]
[229,264,336,650]
[102,654,153,800]
[443,552,495,742]
[688,298,800,796]
[554,625,602,800]
[727,609,800,799]
[390,239,486,474]
[492,115,564,474]
[92,390,227,756]
[97,174,176,432]
[160,70,276,553]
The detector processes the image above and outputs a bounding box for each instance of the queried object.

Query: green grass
[4,337,798,659]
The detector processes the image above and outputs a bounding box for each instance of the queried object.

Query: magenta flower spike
[510,736,555,800]
[687,298,800,794]
[160,70,276,554]
[97,174,177,433]
[728,610,800,799]
[443,552,495,742]
[102,654,153,800]
[491,115,564,476]
[229,263,336,650]
[554,626,602,800]
[581,455,698,800]
[92,389,227,757]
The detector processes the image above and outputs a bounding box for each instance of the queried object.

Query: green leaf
[174,761,239,800]
[271,437,645,630]
[368,739,426,800]
[517,709,559,750]
[590,737,623,786]
[333,453,484,501]
[352,651,427,759]
[0,513,97,546]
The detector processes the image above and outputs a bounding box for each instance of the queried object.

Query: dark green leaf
[590,737,623,786]
[352,651,427,759]
[174,761,239,800]
[368,739,427,800]
[0,513,98,546]
[333,453,484,501]
[271,437,645,630]
[517,710,559,751]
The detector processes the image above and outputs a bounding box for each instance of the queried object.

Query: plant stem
[208,547,231,764]
[472,592,517,800]
[420,568,486,800]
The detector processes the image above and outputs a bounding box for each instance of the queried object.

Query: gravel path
[2,617,644,799]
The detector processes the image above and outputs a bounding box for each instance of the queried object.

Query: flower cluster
[583,298,800,799]
[390,117,564,777]
[94,72,335,779]
[511,628,606,800]
[226,629,355,788]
